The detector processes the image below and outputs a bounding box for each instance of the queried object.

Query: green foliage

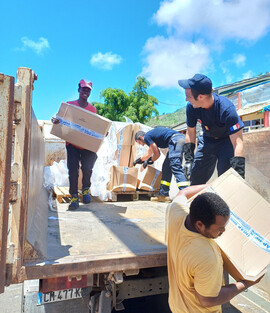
[94,88,130,121]
[146,107,186,128]
[93,76,159,123]
[127,76,159,123]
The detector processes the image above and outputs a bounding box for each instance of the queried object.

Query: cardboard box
[51,102,111,152]
[137,165,162,191]
[115,145,132,166]
[115,124,133,166]
[129,123,150,167]
[129,144,138,168]
[188,169,270,282]
[130,123,143,145]
[108,166,138,192]
[128,123,168,170]
[116,124,133,146]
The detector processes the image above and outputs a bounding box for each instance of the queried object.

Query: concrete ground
[0,283,22,313]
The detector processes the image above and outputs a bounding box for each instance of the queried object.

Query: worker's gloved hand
[183,162,193,181]
[143,157,154,169]
[51,117,60,124]
[230,156,245,179]
[183,143,195,180]
[133,157,143,166]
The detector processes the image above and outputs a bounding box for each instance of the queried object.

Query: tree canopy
[93,76,159,123]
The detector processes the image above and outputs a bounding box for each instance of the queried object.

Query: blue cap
[178,74,212,94]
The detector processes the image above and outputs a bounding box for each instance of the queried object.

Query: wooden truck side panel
[0,73,14,293]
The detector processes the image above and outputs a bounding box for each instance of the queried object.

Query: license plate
[37,288,82,305]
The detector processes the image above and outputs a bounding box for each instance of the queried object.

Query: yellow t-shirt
[166,195,224,313]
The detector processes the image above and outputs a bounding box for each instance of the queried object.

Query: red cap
[79,79,92,90]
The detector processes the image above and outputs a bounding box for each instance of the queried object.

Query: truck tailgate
[22,199,168,280]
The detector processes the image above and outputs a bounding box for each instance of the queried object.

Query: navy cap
[178,74,212,94]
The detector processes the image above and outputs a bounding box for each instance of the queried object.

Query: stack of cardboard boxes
[50,104,164,196]
[108,123,163,193]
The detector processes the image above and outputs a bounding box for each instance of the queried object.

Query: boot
[82,188,91,204]
[151,195,171,203]
[68,194,79,210]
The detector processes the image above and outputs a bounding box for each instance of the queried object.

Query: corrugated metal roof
[214,73,270,97]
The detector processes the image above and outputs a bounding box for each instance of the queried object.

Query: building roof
[214,73,270,97]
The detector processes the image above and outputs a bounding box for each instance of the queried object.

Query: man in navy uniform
[134,127,189,202]
[178,74,245,185]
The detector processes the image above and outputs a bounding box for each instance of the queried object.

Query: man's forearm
[140,151,153,161]
[230,130,245,157]
[186,127,196,144]
[176,184,208,199]
[145,143,160,162]
[214,281,248,306]
[196,281,251,307]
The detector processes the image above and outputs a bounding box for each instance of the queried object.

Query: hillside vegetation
[145,107,186,128]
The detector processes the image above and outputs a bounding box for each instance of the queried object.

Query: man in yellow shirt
[166,185,261,313]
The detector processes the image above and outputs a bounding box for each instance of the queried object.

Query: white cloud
[142,0,270,88]
[219,53,246,83]
[90,52,122,70]
[20,37,50,54]
[141,36,210,88]
[220,64,234,84]
[232,54,246,67]
[154,0,270,41]
[242,70,255,79]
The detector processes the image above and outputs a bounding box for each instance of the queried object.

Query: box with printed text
[51,102,111,153]
[187,169,270,283]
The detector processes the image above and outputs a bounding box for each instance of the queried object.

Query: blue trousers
[190,135,234,185]
[160,133,188,196]
[66,144,97,195]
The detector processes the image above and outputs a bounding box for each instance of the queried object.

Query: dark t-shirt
[186,93,244,138]
[144,127,179,148]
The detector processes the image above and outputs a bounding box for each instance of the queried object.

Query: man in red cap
[52,79,97,210]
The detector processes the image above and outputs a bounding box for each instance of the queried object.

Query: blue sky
[2,0,270,120]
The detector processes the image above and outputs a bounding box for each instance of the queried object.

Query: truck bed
[23,199,168,280]
[21,198,270,313]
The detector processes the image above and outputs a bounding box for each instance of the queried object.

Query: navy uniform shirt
[186,93,244,139]
[144,127,179,148]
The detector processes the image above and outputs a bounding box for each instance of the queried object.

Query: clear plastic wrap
[90,123,118,201]
[43,159,69,188]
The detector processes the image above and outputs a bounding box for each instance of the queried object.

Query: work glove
[183,143,195,180]
[230,156,245,179]
[143,157,154,169]
[133,157,143,166]
[51,117,60,124]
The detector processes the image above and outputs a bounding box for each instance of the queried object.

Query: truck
[0,67,270,313]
